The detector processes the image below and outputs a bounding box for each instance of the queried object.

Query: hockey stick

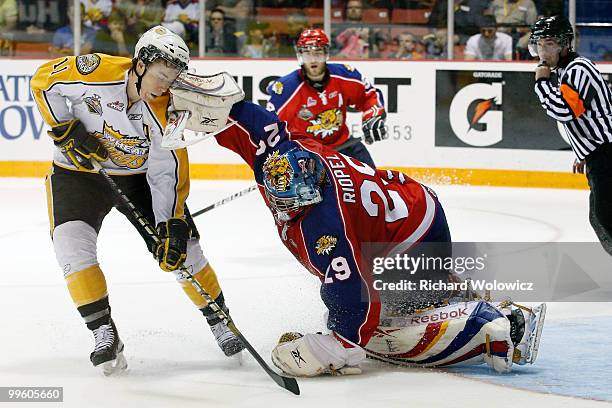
[191,184,259,218]
[90,160,300,396]
[191,137,365,218]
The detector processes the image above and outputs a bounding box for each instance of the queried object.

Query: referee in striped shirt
[531,15,612,255]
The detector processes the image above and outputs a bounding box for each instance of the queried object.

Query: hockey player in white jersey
[30,26,244,375]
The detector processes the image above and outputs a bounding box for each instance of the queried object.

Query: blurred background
[0,0,609,62]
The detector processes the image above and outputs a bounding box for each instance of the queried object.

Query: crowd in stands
[0,0,567,60]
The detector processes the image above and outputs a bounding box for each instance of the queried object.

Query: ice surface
[1,178,610,407]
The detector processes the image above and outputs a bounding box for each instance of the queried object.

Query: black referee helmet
[529,15,574,52]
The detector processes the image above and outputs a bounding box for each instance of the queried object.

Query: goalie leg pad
[365,301,514,373]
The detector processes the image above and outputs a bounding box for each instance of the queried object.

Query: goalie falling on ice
[167,69,547,378]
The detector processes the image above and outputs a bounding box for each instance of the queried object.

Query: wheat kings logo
[76,54,101,75]
[84,94,103,116]
[94,122,149,169]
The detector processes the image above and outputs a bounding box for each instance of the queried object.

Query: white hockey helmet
[134,25,190,71]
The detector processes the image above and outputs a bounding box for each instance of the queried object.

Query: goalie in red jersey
[168,68,547,379]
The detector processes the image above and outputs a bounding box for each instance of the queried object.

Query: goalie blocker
[272,300,546,377]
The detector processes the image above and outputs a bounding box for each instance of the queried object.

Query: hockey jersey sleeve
[30,54,130,127]
[265,73,300,116]
[534,60,595,122]
[31,57,74,126]
[212,100,292,169]
[143,97,190,223]
[301,200,380,348]
[331,64,385,118]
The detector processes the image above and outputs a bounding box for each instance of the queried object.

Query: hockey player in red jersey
[266,28,386,168]
[170,75,546,378]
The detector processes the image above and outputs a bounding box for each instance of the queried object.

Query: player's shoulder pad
[327,63,363,81]
[144,94,171,131]
[266,70,301,100]
[31,53,131,90]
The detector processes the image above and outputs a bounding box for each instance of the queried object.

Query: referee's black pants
[585,143,612,256]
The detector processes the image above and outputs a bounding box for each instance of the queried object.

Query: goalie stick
[90,160,300,396]
[191,136,365,218]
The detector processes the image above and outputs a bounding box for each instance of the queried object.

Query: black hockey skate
[90,319,127,376]
[210,320,245,357]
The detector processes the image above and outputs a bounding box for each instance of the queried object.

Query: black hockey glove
[49,119,108,171]
[362,110,388,145]
[155,218,191,272]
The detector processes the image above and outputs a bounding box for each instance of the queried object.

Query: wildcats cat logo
[315,235,337,255]
[94,122,149,169]
[306,108,343,139]
[272,81,284,95]
[263,150,292,192]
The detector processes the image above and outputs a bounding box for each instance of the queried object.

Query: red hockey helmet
[296,28,330,50]
[296,29,330,66]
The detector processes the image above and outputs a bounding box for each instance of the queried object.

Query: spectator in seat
[206,0,253,33]
[272,10,309,57]
[80,0,112,31]
[206,8,238,55]
[464,14,512,60]
[333,0,385,58]
[0,0,17,55]
[92,7,131,56]
[0,0,16,30]
[124,0,164,35]
[163,0,199,42]
[240,20,270,58]
[422,28,454,59]
[395,33,425,59]
[488,0,537,58]
[428,0,491,37]
[488,0,537,30]
[51,3,96,56]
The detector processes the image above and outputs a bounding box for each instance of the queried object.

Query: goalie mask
[528,16,574,60]
[262,148,326,219]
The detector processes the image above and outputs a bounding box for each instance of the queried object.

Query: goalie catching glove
[155,218,191,272]
[271,332,365,377]
[161,71,245,149]
[49,119,109,170]
[361,106,387,145]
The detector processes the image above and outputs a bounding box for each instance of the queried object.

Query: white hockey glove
[361,106,387,145]
[271,332,365,377]
[162,71,245,149]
